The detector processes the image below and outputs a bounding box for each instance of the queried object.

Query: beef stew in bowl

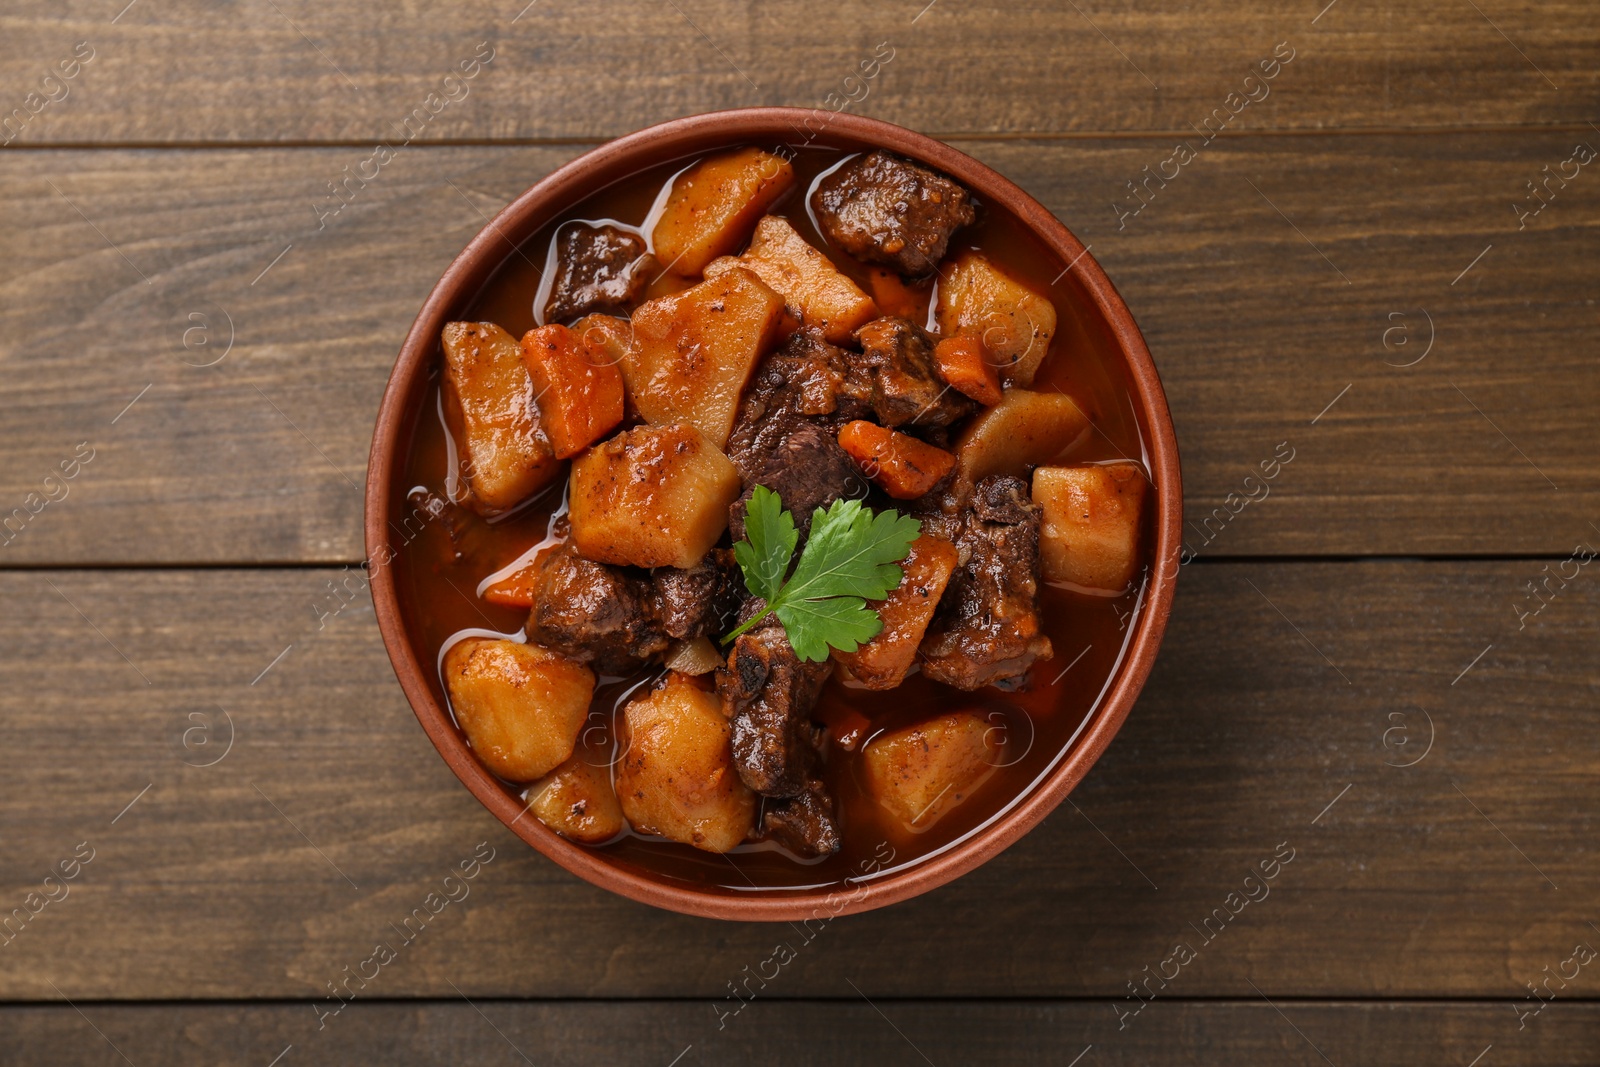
[368,110,1180,918]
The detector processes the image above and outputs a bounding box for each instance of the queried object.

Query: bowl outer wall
[365,107,1183,921]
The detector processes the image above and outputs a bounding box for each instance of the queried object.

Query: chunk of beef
[652,548,741,640]
[729,422,866,542]
[725,328,873,481]
[525,543,738,674]
[811,151,975,277]
[856,317,976,430]
[762,777,842,858]
[524,544,668,675]
[919,475,1053,691]
[719,613,833,797]
[723,329,873,542]
[543,223,652,322]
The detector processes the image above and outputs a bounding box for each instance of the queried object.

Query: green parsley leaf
[723,489,921,663]
[784,497,922,605]
[775,595,882,663]
[731,485,797,604]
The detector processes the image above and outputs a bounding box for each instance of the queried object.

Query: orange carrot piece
[481,559,543,608]
[866,267,930,322]
[934,335,1004,406]
[520,324,625,459]
[832,534,961,689]
[837,420,956,500]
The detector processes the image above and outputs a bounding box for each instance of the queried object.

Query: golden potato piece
[616,673,756,852]
[833,535,960,689]
[570,313,643,423]
[705,216,878,344]
[527,755,626,844]
[624,268,785,448]
[863,711,1001,831]
[953,388,1089,489]
[934,250,1057,387]
[570,313,634,368]
[444,638,594,782]
[651,148,796,276]
[440,322,562,515]
[568,423,741,569]
[1033,463,1147,591]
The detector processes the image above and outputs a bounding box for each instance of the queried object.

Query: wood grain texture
[0,1,1596,144]
[1,560,1593,1000]
[5,1001,1598,1066]
[1,135,1595,564]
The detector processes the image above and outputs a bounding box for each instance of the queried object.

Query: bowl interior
[365,108,1182,921]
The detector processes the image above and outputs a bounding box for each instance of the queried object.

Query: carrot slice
[481,559,543,608]
[832,534,961,689]
[520,324,625,459]
[837,420,956,500]
[933,335,1004,406]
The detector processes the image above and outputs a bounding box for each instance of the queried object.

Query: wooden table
[3,2,1597,1063]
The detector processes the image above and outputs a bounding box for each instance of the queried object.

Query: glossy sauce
[391,145,1155,894]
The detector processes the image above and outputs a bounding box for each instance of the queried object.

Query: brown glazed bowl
[366,108,1182,921]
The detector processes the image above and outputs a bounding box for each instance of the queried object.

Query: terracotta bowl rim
[365,106,1183,922]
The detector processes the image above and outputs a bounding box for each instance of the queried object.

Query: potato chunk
[1033,463,1146,591]
[443,638,594,782]
[527,755,626,844]
[440,322,562,515]
[866,267,931,322]
[863,711,1000,831]
[570,313,641,422]
[570,313,634,366]
[833,535,960,689]
[568,423,741,569]
[616,673,756,852]
[624,268,785,448]
[520,324,625,459]
[934,250,1057,387]
[705,216,877,343]
[651,148,796,276]
[953,388,1089,490]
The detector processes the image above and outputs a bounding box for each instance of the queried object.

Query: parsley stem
[720,602,776,646]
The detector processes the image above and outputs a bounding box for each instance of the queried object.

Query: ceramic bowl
[366,107,1182,921]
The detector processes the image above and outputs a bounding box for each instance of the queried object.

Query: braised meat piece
[524,544,668,675]
[723,329,872,541]
[543,223,652,322]
[919,475,1053,691]
[729,422,865,542]
[762,777,842,858]
[812,151,975,277]
[652,548,741,640]
[525,543,737,674]
[725,328,873,481]
[719,614,833,797]
[855,317,976,430]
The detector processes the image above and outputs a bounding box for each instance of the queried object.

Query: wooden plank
[0,560,1594,1000]
[4,1000,1596,1066]
[0,135,1595,563]
[0,1,1596,144]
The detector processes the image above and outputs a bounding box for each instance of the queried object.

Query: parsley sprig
[723,486,921,663]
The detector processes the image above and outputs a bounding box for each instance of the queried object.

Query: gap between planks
[3,121,1600,153]
[4,995,1600,1008]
